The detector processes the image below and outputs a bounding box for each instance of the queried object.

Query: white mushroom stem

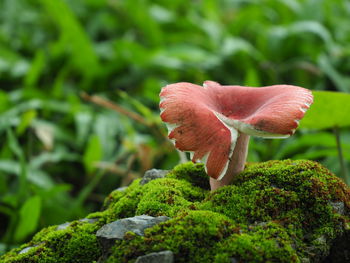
[210,133,250,191]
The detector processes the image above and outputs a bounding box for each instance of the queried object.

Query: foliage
[301,91,350,129]
[0,0,350,254]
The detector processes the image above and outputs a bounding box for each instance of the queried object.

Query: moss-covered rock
[106,210,234,263]
[1,219,102,263]
[2,160,350,263]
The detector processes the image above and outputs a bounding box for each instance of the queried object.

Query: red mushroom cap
[159,81,313,180]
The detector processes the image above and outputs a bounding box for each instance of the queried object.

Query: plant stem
[333,126,349,185]
[81,92,150,126]
[210,134,250,191]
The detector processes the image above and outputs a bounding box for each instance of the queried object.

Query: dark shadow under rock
[323,227,350,263]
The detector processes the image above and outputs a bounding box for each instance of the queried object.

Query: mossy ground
[2,160,350,263]
[1,220,102,263]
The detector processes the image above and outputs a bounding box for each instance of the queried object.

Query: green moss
[136,178,206,217]
[106,184,144,222]
[198,178,303,224]
[104,175,206,222]
[166,162,210,190]
[105,160,349,263]
[106,210,235,263]
[214,222,299,263]
[102,187,127,209]
[200,160,349,229]
[2,160,350,263]
[106,213,299,263]
[2,220,102,263]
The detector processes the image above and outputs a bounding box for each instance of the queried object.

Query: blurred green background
[1,0,350,254]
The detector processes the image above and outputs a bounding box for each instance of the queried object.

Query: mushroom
[159,81,313,191]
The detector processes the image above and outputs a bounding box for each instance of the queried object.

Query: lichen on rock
[1,160,350,263]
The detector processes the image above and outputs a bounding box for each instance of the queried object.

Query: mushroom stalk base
[210,134,250,191]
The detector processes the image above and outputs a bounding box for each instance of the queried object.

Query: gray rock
[18,246,36,255]
[79,218,99,224]
[253,221,268,227]
[135,250,174,263]
[140,169,170,185]
[313,235,327,246]
[96,215,171,251]
[18,243,43,255]
[55,218,97,231]
[56,222,71,230]
[329,201,345,215]
[97,215,170,239]
[115,186,128,192]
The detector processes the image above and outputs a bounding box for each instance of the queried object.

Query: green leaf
[318,54,350,93]
[24,50,45,88]
[72,170,105,211]
[274,132,337,159]
[0,90,9,113]
[221,37,261,59]
[0,160,54,189]
[0,43,30,77]
[39,0,100,81]
[299,91,350,129]
[7,128,23,159]
[244,68,261,87]
[83,135,102,173]
[0,99,72,133]
[6,128,29,202]
[294,148,350,160]
[16,110,37,135]
[118,90,154,120]
[14,195,42,242]
[75,111,93,146]
[93,113,120,159]
[30,147,80,169]
[269,21,333,46]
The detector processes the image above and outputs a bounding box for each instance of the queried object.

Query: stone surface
[79,218,99,224]
[115,186,128,192]
[140,169,170,185]
[96,215,170,251]
[329,201,345,215]
[135,250,174,263]
[18,246,37,255]
[56,222,70,230]
[97,215,170,240]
